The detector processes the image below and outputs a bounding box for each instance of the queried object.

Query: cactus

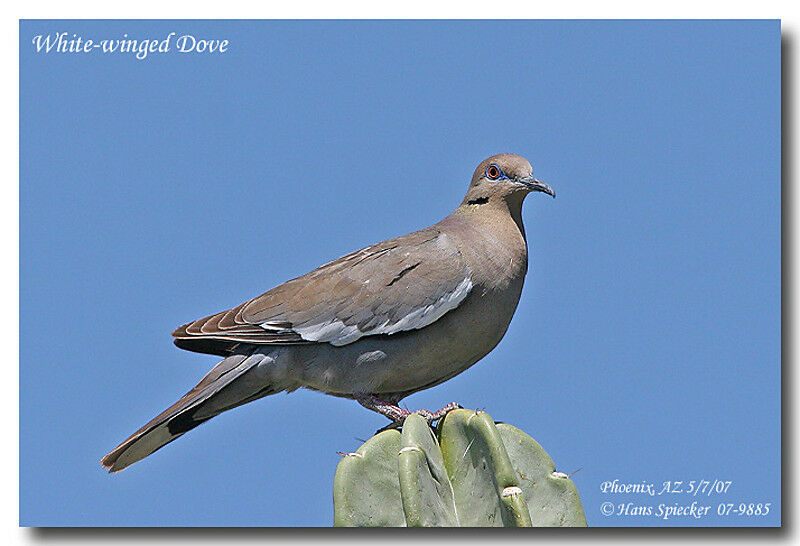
[333,409,586,527]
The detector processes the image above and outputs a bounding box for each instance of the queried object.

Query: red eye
[486,165,501,179]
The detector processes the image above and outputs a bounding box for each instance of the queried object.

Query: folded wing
[173,227,473,355]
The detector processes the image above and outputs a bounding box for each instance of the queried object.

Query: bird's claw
[413,402,463,424]
[358,394,463,433]
[386,402,462,432]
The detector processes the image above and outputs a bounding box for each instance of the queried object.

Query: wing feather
[172,227,472,353]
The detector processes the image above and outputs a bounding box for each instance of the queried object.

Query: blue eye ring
[486,164,504,180]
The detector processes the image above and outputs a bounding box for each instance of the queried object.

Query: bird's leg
[355,394,410,422]
[357,394,463,428]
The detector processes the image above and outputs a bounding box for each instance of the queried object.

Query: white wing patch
[260,276,473,347]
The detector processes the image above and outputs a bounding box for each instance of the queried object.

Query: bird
[101,153,555,473]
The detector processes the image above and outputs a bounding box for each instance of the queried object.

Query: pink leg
[420,402,462,422]
[355,394,410,422]
[356,394,461,424]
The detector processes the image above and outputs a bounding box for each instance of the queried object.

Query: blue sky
[20,20,780,526]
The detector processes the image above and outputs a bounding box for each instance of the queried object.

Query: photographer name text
[31,32,228,60]
[598,479,775,521]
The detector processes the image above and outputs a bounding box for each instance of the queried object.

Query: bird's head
[462,153,555,207]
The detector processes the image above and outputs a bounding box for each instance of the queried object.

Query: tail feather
[101,352,278,473]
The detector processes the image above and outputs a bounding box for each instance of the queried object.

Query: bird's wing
[172,227,473,352]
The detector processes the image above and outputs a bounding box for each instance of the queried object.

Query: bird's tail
[101,351,279,473]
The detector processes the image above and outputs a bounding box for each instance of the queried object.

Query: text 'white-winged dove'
[101,153,555,472]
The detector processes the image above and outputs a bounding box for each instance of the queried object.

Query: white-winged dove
[101,153,554,472]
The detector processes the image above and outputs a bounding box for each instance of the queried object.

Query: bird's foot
[412,402,463,424]
[356,394,462,431]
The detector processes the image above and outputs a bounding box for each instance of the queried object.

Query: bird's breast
[455,220,529,294]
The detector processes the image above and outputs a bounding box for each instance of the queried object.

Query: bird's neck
[455,193,528,242]
[503,192,527,240]
[444,195,529,293]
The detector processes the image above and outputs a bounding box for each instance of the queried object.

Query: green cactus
[333,409,586,527]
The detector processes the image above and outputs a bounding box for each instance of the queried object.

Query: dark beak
[519,176,556,198]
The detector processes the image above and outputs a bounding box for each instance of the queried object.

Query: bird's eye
[486,164,502,180]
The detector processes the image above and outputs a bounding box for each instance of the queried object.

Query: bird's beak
[519,176,556,198]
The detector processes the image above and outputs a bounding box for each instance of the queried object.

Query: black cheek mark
[467,197,489,205]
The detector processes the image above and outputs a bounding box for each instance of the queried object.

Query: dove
[101,153,554,472]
